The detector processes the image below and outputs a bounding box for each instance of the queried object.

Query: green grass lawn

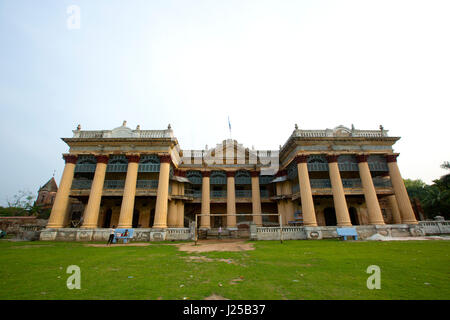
[0,239,449,300]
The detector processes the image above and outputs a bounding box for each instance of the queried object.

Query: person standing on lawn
[218,226,222,240]
[107,225,116,245]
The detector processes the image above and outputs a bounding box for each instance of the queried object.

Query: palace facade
[46,122,418,234]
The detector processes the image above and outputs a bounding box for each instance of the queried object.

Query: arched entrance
[103,208,112,228]
[349,207,359,225]
[324,207,337,226]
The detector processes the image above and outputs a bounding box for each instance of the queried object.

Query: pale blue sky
[0,0,449,205]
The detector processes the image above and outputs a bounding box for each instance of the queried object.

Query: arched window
[235,170,250,178]
[210,171,226,185]
[77,155,96,164]
[186,171,202,184]
[307,155,327,163]
[108,155,128,164]
[139,155,160,164]
[235,170,251,184]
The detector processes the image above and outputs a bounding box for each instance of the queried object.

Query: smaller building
[35,177,58,210]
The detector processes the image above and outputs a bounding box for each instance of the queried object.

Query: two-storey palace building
[45,122,418,237]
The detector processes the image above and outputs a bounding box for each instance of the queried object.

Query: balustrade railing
[369,162,388,171]
[236,190,252,198]
[72,180,92,189]
[211,190,227,198]
[74,164,96,173]
[235,177,251,184]
[307,163,329,171]
[373,178,392,188]
[310,179,331,188]
[210,177,227,185]
[106,164,128,172]
[342,178,362,188]
[338,163,359,171]
[138,164,160,172]
[136,180,158,189]
[103,180,125,189]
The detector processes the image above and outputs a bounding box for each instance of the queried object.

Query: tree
[439,161,450,189]
[0,190,48,218]
[404,162,450,220]
[404,179,427,202]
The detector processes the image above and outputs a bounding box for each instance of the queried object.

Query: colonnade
[47,152,418,230]
[199,170,264,229]
[275,154,417,226]
[48,154,173,229]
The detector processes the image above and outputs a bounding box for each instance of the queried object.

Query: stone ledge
[39,228,192,242]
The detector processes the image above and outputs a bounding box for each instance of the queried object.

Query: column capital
[96,155,109,164]
[356,154,369,163]
[386,154,399,163]
[201,171,211,178]
[226,171,235,177]
[325,154,339,163]
[250,171,259,177]
[294,154,309,164]
[63,154,78,164]
[159,154,171,163]
[126,155,140,163]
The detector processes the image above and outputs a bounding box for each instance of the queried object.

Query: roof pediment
[333,125,352,137]
[106,125,139,138]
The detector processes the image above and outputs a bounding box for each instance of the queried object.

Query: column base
[403,220,419,225]
[337,223,353,227]
[46,224,64,229]
[117,225,132,229]
[303,222,318,227]
[152,224,167,229]
[80,224,98,229]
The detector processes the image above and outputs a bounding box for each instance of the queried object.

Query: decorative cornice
[356,154,369,163]
[386,154,398,163]
[325,154,339,163]
[96,155,109,164]
[126,155,140,163]
[159,154,172,163]
[63,154,78,164]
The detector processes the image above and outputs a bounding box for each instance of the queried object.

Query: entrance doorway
[349,207,359,225]
[103,208,112,227]
[149,209,155,227]
[324,207,337,226]
[132,209,140,228]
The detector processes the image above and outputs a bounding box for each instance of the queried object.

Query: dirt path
[176,240,254,252]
